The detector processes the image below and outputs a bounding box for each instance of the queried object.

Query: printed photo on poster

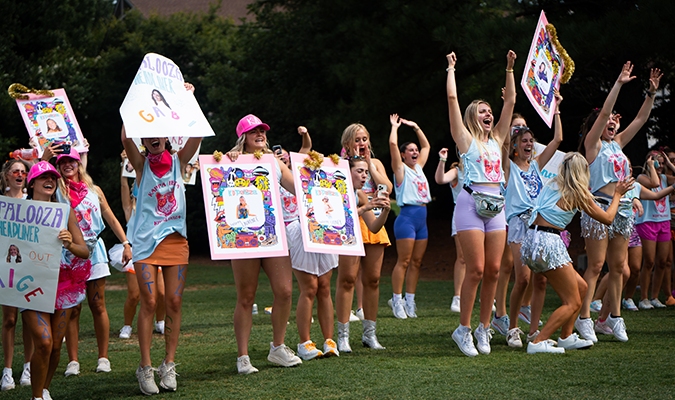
[14,89,87,157]
[120,53,215,139]
[290,152,364,257]
[122,137,201,185]
[0,197,69,313]
[521,10,564,128]
[199,154,288,260]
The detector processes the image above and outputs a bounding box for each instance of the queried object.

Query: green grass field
[3,264,673,399]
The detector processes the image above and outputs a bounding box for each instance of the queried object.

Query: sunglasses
[10,170,27,177]
[510,126,530,136]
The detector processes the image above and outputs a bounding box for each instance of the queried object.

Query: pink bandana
[147,150,172,177]
[68,180,88,208]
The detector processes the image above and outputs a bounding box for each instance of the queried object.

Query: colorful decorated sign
[199,154,288,260]
[15,89,87,157]
[290,152,364,256]
[521,11,564,128]
[120,53,215,139]
[0,197,68,313]
[532,142,565,185]
[122,137,201,185]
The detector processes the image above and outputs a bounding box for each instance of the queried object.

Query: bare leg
[391,239,415,295]
[135,262,159,367]
[623,246,642,299]
[650,241,671,301]
[453,236,466,297]
[404,239,428,295]
[23,310,53,399]
[355,267,364,311]
[261,257,293,347]
[529,273,547,336]
[44,309,73,389]
[508,243,532,329]
[123,272,140,326]
[162,264,186,363]
[534,265,586,342]
[640,239,657,301]
[495,240,512,318]
[605,236,629,317]
[336,256,360,324]
[231,259,261,357]
[362,244,385,321]
[87,278,110,359]
[156,269,166,322]
[581,237,608,319]
[64,304,81,362]
[294,270,318,343]
[2,306,18,368]
[316,271,334,340]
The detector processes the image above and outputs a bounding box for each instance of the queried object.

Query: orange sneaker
[665,296,675,306]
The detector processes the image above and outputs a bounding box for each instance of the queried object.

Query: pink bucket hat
[27,161,61,186]
[236,114,270,137]
[56,148,81,163]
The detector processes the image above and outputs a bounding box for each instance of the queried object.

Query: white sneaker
[64,360,80,377]
[474,323,493,355]
[506,327,523,348]
[355,308,365,321]
[490,314,510,336]
[650,298,666,308]
[19,363,30,386]
[527,341,565,354]
[157,359,178,391]
[136,365,159,395]
[589,299,603,313]
[1,368,14,391]
[349,310,360,322]
[323,339,339,357]
[606,315,628,342]
[388,298,408,319]
[450,296,461,313]
[119,325,132,339]
[574,316,598,343]
[622,298,638,311]
[96,358,111,373]
[404,299,417,318]
[267,343,302,367]
[527,330,557,346]
[42,388,53,400]
[518,305,542,326]
[558,333,594,350]
[236,355,258,375]
[154,320,165,334]
[594,319,613,335]
[638,299,654,309]
[297,341,323,360]
[492,300,496,313]
[452,325,478,357]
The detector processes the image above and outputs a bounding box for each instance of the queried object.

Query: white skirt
[286,220,338,277]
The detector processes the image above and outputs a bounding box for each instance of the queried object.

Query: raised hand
[390,114,402,128]
[617,61,636,85]
[506,50,517,69]
[649,68,663,92]
[439,148,449,160]
[616,177,635,196]
[298,126,308,135]
[446,52,457,69]
[184,82,195,93]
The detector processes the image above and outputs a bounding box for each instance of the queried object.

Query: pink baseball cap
[56,148,81,163]
[27,161,61,185]
[236,114,270,137]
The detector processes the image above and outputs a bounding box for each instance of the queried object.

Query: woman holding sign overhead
[225,114,302,374]
[446,50,516,357]
[21,161,90,400]
[122,82,201,395]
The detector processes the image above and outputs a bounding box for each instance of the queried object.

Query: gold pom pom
[253,150,263,160]
[7,83,54,100]
[328,154,341,165]
[303,150,325,170]
[546,24,575,84]
[213,150,223,162]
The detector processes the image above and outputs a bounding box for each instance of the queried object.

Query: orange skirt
[138,232,189,266]
[359,217,391,246]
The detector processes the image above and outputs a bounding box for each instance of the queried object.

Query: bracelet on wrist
[647,91,656,98]
[439,158,447,162]
[506,69,514,73]
[446,67,455,72]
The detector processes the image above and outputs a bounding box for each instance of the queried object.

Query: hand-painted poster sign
[521,11,564,128]
[0,197,68,313]
[290,152,364,256]
[199,154,288,260]
[15,89,87,157]
[120,53,215,139]
[122,137,201,185]
[532,142,565,186]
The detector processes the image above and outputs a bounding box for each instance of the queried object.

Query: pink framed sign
[290,152,364,257]
[199,154,288,260]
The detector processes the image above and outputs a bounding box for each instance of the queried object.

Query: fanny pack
[464,186,504,218]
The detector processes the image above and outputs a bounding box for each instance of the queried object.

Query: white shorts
[286,220,338,277]
[89,262,111,281]
[507,214,528,245]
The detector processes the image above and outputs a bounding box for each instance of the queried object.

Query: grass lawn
[3,263,673,399]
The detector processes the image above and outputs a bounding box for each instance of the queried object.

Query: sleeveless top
[279,185,299,222]
[505,160,543,222]
[460,137,505,186]
[588,140,629,193]
[636,174,670,224]
[394,163,431,206]
[127,153,187,261]
[57,186,108,265]
[528,183,577,230]
[450,167,464,204]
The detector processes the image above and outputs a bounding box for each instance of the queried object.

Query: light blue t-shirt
[393,163,431,206]
[636,174,671,224]
[460,138,505,186]
[505,160,543,222]
[588,140,629,193]
[127,153,187,261]
[528,183,577,230]
[57,186,108,265]
[450,167,464,204]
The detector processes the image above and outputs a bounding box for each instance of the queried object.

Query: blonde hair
[1,159,30,196]
[57,160,100,204]
[509,127,537,161]
[463,100,496,160]
[553,152,595,213]
[229,132,272,154]
[341,123,374,157]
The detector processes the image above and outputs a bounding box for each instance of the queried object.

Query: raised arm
[639,182,675,201]
[401,118,430,168]
[298,126,312,154]
[446,53,472,153]
[121,125,145,182]
[119,151,134,222]
[177,83,202,169]
[389,114,405,185]
[358,190,391,233]
[584,62,636,162]
[435,148,458,185]
[615,68,662,148]
[492,50,517,146]
[278,158,295,195]
[536,89,563,170]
